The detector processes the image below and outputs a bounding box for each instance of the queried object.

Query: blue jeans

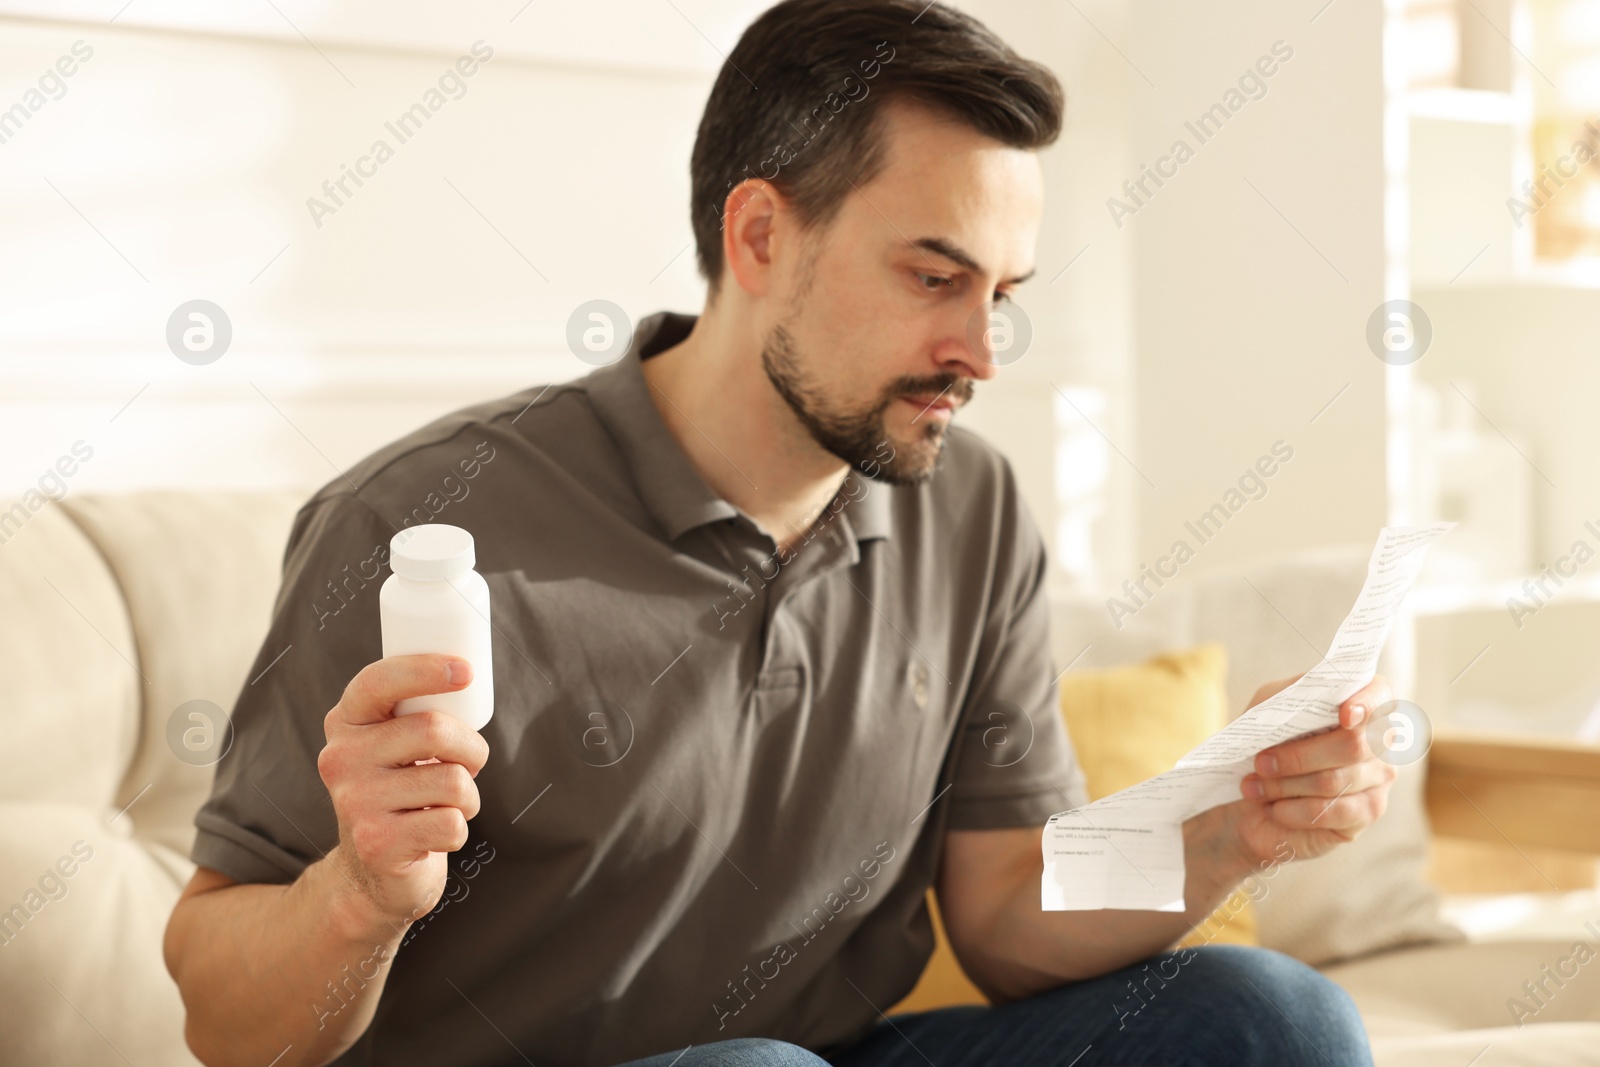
[613,945,1373,1067]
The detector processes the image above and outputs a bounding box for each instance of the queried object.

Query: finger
[1264,784,1389,832]
[1256,724,1370,778]
[333,762,480,824]
[367,711,490,775]
[365,760,481,819]
[1339,675,1393,730]
[370,807,472,869]
[1242,757,1394,802]
[336,655,473,727]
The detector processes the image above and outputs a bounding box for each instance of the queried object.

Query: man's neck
[639,308,850,557]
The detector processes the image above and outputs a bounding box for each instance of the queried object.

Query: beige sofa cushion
[0,498,138,807]
[1324,939,1600,1066]
[0,803,200,1067]
[60,491,305,859]
[1368,1026,1600,1067]
[1257,758,1463,967]
[0,500,175,1062]
[0,491,303,1067]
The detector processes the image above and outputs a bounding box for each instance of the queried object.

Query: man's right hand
[317,654,490,932]
[165,654,489,1067]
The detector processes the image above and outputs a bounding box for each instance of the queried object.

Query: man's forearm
[164,852,405,1067]
[947,809,1254,1003]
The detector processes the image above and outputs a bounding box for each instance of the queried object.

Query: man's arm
[164,654,488,1067]
[937,675,1398,1003]
[164,861,404,1067]
[936,811,1250,1002]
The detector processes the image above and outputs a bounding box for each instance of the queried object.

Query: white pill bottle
[379,523,495,731]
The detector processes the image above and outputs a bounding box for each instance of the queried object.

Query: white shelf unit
[1392,0,1600,741]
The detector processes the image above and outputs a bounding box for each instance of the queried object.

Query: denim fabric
[610,945,1372,1067]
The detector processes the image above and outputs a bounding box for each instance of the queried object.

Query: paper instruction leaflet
[1041,523,1454,912]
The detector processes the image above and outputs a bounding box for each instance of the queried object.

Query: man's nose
[937,303,1004,382]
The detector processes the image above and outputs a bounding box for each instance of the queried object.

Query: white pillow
[1251,757,1464,967]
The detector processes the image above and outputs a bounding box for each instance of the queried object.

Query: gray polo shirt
[192,309,1088,1067]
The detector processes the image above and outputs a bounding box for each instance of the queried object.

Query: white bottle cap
[390,524,475,581]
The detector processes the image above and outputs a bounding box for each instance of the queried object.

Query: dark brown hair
[689,0,1064,299]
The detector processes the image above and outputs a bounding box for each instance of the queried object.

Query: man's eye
[916,273,952,290]
[992,290,1012,306]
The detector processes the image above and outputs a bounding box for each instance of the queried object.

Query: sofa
[1,490,1596,1066]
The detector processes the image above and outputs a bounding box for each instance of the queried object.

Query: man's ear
[722,177,784,299]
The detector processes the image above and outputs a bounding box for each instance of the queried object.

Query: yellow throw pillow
[891,644,1254,1016]
[1058,644,1256,950]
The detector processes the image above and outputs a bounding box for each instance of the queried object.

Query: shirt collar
[584,309,893,546]
[838,468,892,544]
[585,311,736,542]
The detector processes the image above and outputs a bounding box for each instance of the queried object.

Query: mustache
[889,375,974,408]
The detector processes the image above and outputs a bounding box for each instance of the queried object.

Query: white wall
[1411,282,1600,565]
[948,0,1136,591]
[1125,0,1390,584]
[0,5,727,496]
[0,0,1134,594]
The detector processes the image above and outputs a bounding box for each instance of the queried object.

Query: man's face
[759,100,1043,485]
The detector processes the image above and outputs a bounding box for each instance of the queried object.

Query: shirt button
[909,661,929,708]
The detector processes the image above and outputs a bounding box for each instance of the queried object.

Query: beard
[760,319,973,486]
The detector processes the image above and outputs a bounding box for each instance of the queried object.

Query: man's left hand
[1227,673,1399,869]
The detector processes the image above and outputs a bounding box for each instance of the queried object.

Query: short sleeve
[944,463,1089,831]
[190,492,395,884]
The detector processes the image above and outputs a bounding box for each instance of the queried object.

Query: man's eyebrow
[908,236,1036,285]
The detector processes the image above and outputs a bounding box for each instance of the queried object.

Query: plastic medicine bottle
[379,523,494,731]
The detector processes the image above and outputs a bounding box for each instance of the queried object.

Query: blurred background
[1,0,1595,746]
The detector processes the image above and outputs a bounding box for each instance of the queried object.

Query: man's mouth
[900,390,959,420]
[902,393,952,408]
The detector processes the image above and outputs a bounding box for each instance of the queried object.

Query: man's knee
[1170,945,1371,1065]
[688,1037,830,1066]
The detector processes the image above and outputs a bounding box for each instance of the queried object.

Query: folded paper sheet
[1041,523,1454,912]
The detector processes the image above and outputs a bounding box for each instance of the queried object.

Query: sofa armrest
[1424,731,1600,854]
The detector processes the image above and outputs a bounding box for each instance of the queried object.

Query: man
[165,2,1391,1065]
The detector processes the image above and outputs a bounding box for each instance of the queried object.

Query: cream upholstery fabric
[1325,940,1600,1066]
[0,500,139,808]
[1326,939,1600,1033]
[0,491,302,1067]
[0,804,195,1066]
[60,492,306,861]
[1254,760,1464,966]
